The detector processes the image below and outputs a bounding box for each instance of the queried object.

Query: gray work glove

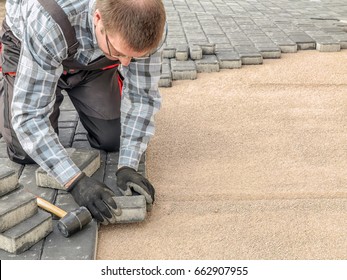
[116,167,155,205]
[67,172,121,224]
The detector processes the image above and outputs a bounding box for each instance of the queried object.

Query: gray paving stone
[255,45,282,59]
[0,240,44,260]
[171,59,197,80]
[289,34,316,50]
[58,121,76,129]
[0,209,52,254]
[163,46,176,58]
[0,188,37,233]
[198,43,216,55]
[175,45,189,61]
[90,150,107,183]
[112,195,147,223]
[36,149,100,190]
[274,41,298,53]
[73,133,88,142]
[106,152,120,165]
[235,45,264,65]
[60,95,75,111]
[58,110,79,123]
[316,42,341,52]
[0,141,8,158]
[0,164,18,196]
[331,33,347,48]
[19,165,56,203]
[159,60,172,88]
[189,45,203,60]
[72,140,92,149]
[216,51,242,69]
[1,158,24,178]
[195,55,220,73]
[58,127,75,148]
[75,121,88,135]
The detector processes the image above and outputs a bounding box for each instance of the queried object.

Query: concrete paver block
[1,158,24,178]
[316,42,341,52]
[189,45,203,60]
[163,46,176,58]
[113,195,147,223]
[0,188,37,233]
[72,140,91,149]
[0,240,44,260]
[171,59,197,80]
[0,164,18,196]
[0,209,52,254]
[289,33,316,50]
[199,43,216,55]
[159,60,172,88]
[175,45,189,61]
[240,53,263,65]
[19,165,56,203]
[216,51,242,69]
[36,149,100,190]
[277,43,298,53]
[58,127,75,148]
[195,55,220,73]
[255,45,282,59]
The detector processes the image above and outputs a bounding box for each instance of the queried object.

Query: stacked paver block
[0,165,52,255]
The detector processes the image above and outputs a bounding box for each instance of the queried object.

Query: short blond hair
[96,0,166,52]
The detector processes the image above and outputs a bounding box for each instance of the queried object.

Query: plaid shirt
[5,0,162,185]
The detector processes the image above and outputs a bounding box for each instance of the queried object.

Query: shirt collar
[88,0,98,47]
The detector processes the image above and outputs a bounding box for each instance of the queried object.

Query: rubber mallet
[36,197,92,238]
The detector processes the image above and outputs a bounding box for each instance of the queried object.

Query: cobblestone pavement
[1,0,347,260]
[159,0,347,87]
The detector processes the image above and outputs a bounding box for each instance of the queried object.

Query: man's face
[93,9,148,66]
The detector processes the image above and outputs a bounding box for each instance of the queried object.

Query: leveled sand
[98,51,346,259]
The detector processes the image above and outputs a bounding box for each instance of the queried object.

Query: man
[0,0,166,224]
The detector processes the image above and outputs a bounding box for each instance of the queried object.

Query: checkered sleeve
[118,50,163,170]
[11,13,80,186]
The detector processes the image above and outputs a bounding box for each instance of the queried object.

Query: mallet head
[57,206,92,237]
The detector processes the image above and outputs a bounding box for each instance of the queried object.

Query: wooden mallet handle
[36,197,67,218]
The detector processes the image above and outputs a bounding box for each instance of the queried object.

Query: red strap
[117,74,123,96]
[101,64,119,71]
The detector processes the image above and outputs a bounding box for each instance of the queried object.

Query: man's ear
[94,9,102,25]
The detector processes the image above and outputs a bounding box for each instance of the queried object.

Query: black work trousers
[0,23,121,164]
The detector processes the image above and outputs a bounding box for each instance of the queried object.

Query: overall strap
[36,0,79,59]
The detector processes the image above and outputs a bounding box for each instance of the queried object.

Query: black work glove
[67,172,120,224]
[116,167,155,205]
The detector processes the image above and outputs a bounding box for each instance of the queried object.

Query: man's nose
[119,57,132,66]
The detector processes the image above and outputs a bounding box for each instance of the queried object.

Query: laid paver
[175,45,189,61]
[0,164,18,196]
[189,45,203,60]
[195,55,220,73]
[216,51,242,69]
[171,59,198,80]
[159,0,347,86]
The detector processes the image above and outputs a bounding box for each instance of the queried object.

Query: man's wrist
[65,172,83,189]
